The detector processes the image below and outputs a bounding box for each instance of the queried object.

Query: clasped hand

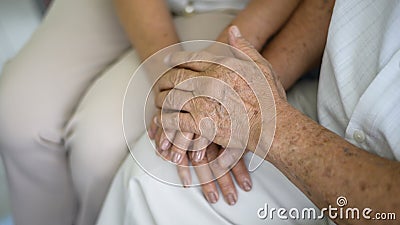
[148,26,286,205]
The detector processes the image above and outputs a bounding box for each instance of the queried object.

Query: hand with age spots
[155,26,286,154]
[153,26,400,225]
[148,26,286,206]
[146,36,257,205]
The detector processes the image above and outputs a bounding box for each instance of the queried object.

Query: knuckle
[234,171,248,181]
[174,69,185,85]
[177,168,189,177]
[201,181,216,190]
[218,181,234,191]
[209,161,221,170]
[201,185,215,193]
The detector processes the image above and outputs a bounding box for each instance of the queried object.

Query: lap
[0,0,129,154]
[98,133,328,225]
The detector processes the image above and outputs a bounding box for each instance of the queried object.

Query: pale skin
[114,0,302,205]
[157,26,400,225]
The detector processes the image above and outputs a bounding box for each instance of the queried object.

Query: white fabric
[318,0,400,160]
[98,136,327,225]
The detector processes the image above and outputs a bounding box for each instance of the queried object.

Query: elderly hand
[145,29,261,205]
[155,26,286,156]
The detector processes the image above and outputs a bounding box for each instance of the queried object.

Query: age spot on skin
[359,182,366,192]
[343,147,354,156]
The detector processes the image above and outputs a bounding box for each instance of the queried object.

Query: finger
[208,145,238,206]
[217,172,238,205]
[191,147,219,204]
[217,148,244,169]
[177,153,191,187]
[169,132,194,164]
[191,135,210,163]
[166,51,216,71]
[157,112,201,137]
[206,143,220,160]
[231,157,252,192]
[208,147,243,177]
[191,147,206,163]
[154,127,162,151]
[154,128,171,160]
[228,26,264,63]
[157,68,198,92]
[158,129,174,152]
[155,89,195,111]
[155,129,176,161]
[158,111,220,144]
[148,115,158,140]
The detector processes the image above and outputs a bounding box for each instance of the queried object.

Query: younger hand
[148,117,252,205]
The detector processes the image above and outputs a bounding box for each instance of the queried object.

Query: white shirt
[318,0,400,160]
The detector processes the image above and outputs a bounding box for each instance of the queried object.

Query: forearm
[262,0,335,89]
[263,103,400,224]
[216,0,301,50]
[113,0,179,60]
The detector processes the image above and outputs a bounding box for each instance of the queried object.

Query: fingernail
[194,151,203,162]
[161,140,170,151]
[226,193,237,205]
[172,152,182,164]
[191,151,197,161]
[230,25,241,38]
[206,192,218,204]
[242,181,252,192]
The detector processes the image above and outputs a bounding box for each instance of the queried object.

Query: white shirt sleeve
[318,0,400,160]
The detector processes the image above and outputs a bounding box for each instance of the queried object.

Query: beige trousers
[0,0,250,224]
[0,0,131,224]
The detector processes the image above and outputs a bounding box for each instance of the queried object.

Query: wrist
[265,101,296,162]
[247,98,293,159]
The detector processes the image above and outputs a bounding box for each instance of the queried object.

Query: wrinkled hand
[155,26,286,153]
[145,30,256,205]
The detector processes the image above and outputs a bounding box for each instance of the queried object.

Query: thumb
[228,26,263,63]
